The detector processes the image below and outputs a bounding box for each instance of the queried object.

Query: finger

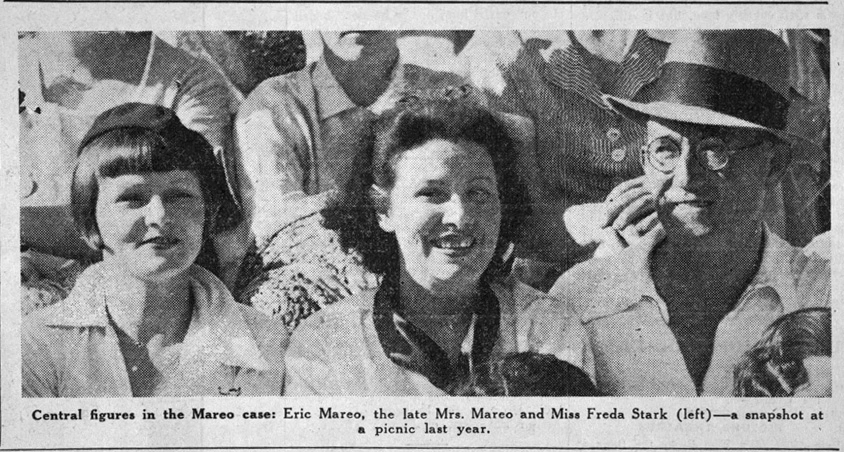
[635,212,660,234]
[611,194,655,231]
[605,176,646,202]
[605,187,650,223]
[619,224,641,245]
[594,228,627,258]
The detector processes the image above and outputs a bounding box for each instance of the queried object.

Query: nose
[670,140,708,191]
[144,195,168,227]
[442,193,468,227]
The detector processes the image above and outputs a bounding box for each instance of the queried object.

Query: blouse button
[131,365,139,372]
[611,147,627,162]
[606,127,622,142]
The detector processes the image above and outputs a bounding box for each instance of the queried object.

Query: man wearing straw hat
[549,30,830,397]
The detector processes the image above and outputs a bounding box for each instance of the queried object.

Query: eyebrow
[468,176,496,184]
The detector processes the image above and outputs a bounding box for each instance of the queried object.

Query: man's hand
[563,176,658,254]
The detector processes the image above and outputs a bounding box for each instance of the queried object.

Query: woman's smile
[378,138,501,294]
[138,234,181,249]
[96,170,206,282]
[431,230,476,254]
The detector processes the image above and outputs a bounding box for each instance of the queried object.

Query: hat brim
[604,95,800,144]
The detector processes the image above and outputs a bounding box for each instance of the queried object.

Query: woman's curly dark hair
[734,307,831,397]
[322,93,531,277]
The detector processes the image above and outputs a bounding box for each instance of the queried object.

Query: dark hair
[322,95,530,277]
[71,127,240,251]
[734,307,831,397]
[449,352,599,397]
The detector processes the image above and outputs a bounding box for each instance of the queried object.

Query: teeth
[434,235,475,249]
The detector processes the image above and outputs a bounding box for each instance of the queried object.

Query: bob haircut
[734,307,831,397]
[71,126,240,251]
[322,93,531,277]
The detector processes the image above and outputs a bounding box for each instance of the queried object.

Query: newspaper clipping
[1,1,841,450]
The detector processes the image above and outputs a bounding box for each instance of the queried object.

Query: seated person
[450,352,599,396]
[549,30,830,396]
[734,307,830,397]
[19,31,245,288]
[22,104,286,397]
[463,30,670,287]
[237,31,470,247]
[284,95,587,395]
[236,31,534,330]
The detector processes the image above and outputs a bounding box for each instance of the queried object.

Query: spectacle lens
[696,138,730,171]
[645,138,682,173]
[643,136,734,173]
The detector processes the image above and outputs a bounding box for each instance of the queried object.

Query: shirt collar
[581,225,802,324]
[372,271,500,392]
[311,55,405,121]
[45,263,270,371]
[544,30,665,111]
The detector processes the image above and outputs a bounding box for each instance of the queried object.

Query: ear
[80,221,104,252]
[765,141,792,186]
[370,185,394,233]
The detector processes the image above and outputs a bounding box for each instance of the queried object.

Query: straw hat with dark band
[605,30,798,143]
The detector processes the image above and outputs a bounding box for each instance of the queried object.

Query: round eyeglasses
[641,136,764,174]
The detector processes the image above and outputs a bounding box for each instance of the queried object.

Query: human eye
[467,186,494,204]
[416,185,448,203]
[651,138,680,158]
[168,189,197,200]
[115,191,147,208]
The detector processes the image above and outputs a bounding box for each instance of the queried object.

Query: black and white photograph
[1,2,840,450]
[18,28,831,397]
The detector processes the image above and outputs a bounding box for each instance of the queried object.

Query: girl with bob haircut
[734,307,831,397]
[285,92,588,396]
[22,103,286,397]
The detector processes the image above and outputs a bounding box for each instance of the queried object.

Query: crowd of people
[19,29,830,398]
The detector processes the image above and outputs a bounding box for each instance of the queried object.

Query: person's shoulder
[497,276,577,318]
[774,231,831,308]
[496,276,556,306]
[551,251,632,297]
[548,246,646,320]
[285,290,377,363]
[21,302,75,349]
[236,304,288,341]
[242,62,317,107]
[293,291,376,336]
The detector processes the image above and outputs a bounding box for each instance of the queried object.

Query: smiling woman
[283,94,589,396]
[22,103,286,398]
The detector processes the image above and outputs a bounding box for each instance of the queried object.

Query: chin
[119,257,194,283]
[411,265,484,294]
[664,208,715,238]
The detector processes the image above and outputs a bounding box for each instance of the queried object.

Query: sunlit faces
[643,120,776,238]
[376,139,501,295]
[320,31,399,62]
[95,170,205,282]
[793,355,832,397]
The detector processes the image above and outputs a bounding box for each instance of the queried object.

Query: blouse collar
[45,263,270,371]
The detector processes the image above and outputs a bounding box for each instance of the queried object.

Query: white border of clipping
[0,2,841,450]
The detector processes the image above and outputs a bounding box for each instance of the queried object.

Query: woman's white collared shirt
[284,276,589,396]
[22,263,287,397]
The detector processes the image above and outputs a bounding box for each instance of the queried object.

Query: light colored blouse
[22,263,287,398]
[284,275,589,396]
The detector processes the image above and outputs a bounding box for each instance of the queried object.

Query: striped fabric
[493,31,668,269]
